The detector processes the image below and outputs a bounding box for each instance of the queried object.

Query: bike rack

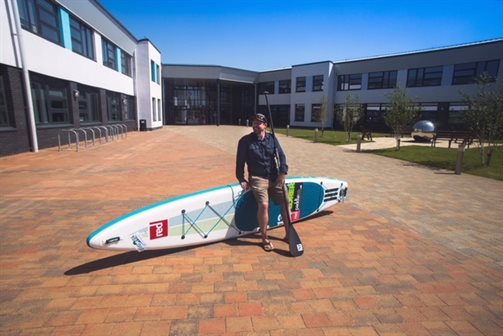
[58,129,80,152]
[58,124,131,152]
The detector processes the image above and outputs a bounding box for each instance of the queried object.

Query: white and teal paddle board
[87,177,348,251]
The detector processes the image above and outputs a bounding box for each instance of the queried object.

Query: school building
[1,0,502,156]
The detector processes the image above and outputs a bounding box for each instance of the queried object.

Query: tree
[463,75,503,166]
[319,96,329,137]
[384,88,419,150]
[336,93,363,142]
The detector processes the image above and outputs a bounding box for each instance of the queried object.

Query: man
[236,113,290,252]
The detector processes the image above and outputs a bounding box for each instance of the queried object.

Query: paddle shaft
[263,91,304,257]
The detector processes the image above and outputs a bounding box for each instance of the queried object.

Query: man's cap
[252,113,268,124]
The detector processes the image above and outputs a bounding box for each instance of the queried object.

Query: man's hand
[240,181,249,191]
[276,173,286,187]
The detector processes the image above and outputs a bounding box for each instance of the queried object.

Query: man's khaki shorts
[249,176,289,207]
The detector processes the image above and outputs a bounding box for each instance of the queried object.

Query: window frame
[337,74,362,91]
[295,103,305,122]
[295,76,306,92]
[278,80,291,94]
[102,38,117,70]
[452,60,500,85]
[367,70,397,90]
[19,0,62,46]
[69,14,95,60]
[407,66,443,87]
[312,75,324,92]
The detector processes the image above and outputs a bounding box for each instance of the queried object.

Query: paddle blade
[288,224,304,257]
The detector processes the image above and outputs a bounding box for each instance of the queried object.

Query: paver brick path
[0,125,502,335]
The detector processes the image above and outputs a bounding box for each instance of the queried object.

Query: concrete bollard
[286,124,290,137]
[314,128,318,142]
[356,135,362,152]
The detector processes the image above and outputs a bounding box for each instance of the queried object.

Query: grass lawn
[275,128,389,145]
[276,128,502,181]
[370,146,503,181]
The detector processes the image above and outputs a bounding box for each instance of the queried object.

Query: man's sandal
[262,240,274,252]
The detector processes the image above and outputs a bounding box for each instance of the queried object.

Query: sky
[99,0,503,71]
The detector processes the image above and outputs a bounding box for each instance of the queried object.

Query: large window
[311,104,321,122]
[258,81,274,94]
[70,15,94,60]
[337,74,362,91]
[278,80,291,94]
[19,0,61,45]
[152,97,157,121]
[123,95,135,120]
[448,103,469,125]
[312,75,324,91]
[0,71,14,127]
[407,66,443,87]
[150,60,161,83]
[295,77,306,92]
[31,75,71,125]
[121,51,132,76]
[368,70,397,89]
[295,104,305,121]
[452,60,500,85]
[102,38,117,70]
[418,103,439,123]
[77,85,99,123]
[106,91,121,121]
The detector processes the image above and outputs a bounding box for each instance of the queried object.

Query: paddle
[263,91,304,257]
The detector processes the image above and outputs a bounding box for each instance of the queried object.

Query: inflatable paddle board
[87,177,348,252]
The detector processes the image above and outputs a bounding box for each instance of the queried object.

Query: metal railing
[58,124,128,152]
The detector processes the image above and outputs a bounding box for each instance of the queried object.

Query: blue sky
[100,0,503,71]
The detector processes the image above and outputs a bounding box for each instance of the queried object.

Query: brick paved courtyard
[1,126,502,335]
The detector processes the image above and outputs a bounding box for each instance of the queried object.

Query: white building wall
[22,32,134,94]
[290,62,335,128]
[135,40,162,130]
[1,0,18,67]
[1,0,136,95]
[334,41,503,106]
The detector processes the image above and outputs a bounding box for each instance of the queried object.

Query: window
[106,91,121,121]
[157,99,161,121]
[295,77,306,92]
[452,60,499,85]
[102,38,117,70]
[151,60,158,83]
[31,75,71,124]
[295,104,305,122]
[418,103,438,123]
[448,103,469,125]
[364,103,389,126]
[156,65,160,84]
[337,74,362,91]
[77,85,99,123]
[258,81,274,94]
[368,71,397,89]
[69,15,94,60]
[407,66,443,87]
[312,75,324,91]
[121,95,134,120]
[121,51,132,76]
[152,97,156,121]
[311,104,321,122]
[0,70,14,127]
[19,0,61,45]
[278,80,291,94]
